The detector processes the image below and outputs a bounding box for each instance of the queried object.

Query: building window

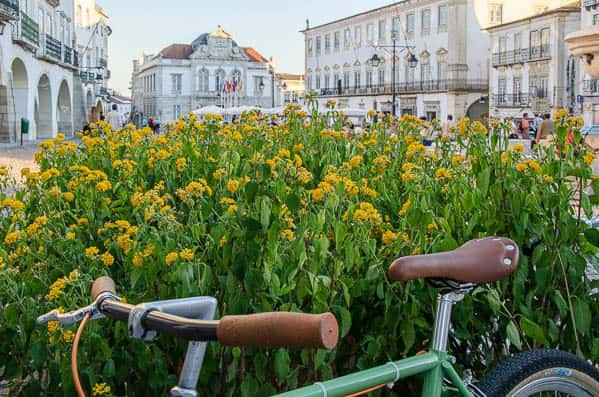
[173,105,181,120]
[498,36,507,54]
[513,32,521,51]
[378,19,386,43]
[392,17,400,40]
[216,70,225,92]
[315,75,321,90]
[344,28,351,48]
[378,69,385,87]
[366,70,373,89]
[171,74,182,94]
[324,34,331,53]
[421,9,431,35]
[324,74,330,89]
[366,23,374,44]
[489,3,503,25]
[405,64,415,84]
[406,13,415,39]
[513,77,521,96]
[354,71,361,88]
[540,28,550,57]
[343,72,350,89]
[334,31,340,50]
[498,78,507,103]
[308,39,313,56]
[420,62,431,83]
[438,5,448,32]
[354,26,362,47]
[315,36,321,55]
[594,14,599,25]
[438,61,447,81]
[333,73,340,90]
[198,69,209,92]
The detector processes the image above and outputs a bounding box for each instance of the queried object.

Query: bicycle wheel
[477,349,599,397]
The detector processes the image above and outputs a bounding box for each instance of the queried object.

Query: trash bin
[20,118,29,146]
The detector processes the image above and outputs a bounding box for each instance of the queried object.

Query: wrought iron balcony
[14,12,39,47]
[528,45,551,61]
[73,50,79,67]
[99,87,108,96]
[492,49,529,67]
[318,79,488,96]
[0,0,19,19]
[45,34,61,60]
[80,71,95,81]
[492,93,531,107]
[63,45,72,64]
[583,79,599,96]
[584,0,599,9]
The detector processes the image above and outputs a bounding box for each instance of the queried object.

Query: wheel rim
[511,376,597,397]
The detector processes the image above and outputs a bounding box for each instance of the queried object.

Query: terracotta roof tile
[242,47,268,63]
[156,44,193,60]
[276,73,304,81]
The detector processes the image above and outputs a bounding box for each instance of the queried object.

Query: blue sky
[101,0,391,94]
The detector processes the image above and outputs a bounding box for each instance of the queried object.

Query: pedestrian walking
[536,113,554,146]
[521,113,530,139]
[442,115,454,138]
[107,104,124,132]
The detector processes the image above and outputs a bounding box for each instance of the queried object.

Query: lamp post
[370,33,418,117]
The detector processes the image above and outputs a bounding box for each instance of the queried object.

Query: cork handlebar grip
[217,312,339,350]
[91,276,117,301]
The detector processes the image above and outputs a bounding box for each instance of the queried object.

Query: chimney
[306,19,310,30]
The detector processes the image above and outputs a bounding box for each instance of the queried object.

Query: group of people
[508,112,554,143]
[143,117,162,134]
[85,104,126,133]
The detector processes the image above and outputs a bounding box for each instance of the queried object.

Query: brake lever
[36,303,106,325]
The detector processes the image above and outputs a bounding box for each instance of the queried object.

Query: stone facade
[302,0,493,121]
[131,26,273,125]
[578,1,599,125]
[275,73,305,106]
[487,3,581,119]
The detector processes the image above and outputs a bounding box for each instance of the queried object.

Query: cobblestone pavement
[0,142,41,196]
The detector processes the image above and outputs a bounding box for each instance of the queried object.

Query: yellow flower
[85,246,99,258]
[92,382,111,397]
[219,235,228,247]
[435,168,451,182]
[310,188,325,202]
[165,252,179,265]
[101,252,115,267]
[427,222,438,231]
[227,204,238,213]
[293,143,305,151]
[176,157,187,172]
[96,180,112,193]
[399,199,412,216]
[63,192,75,202]
[543,175,554,183]
[527,159,542,174]
[48,321,59,333]
[516,162,528,172]
[349,155,363,168]
[4,231,22,245]
[281,229,295,241]
[583,151,595,166]
[511,144,524,153]
[227,179,240,193]
[382,230,398,246]
[180,248,194,261]
[61,330,75,343]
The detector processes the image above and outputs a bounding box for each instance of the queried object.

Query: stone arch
[36,74,52,138]
[11,58,29,139]
[466,97,489,122]
[96,99,103,116]
[57,80,73,135]
[86,90,93,112]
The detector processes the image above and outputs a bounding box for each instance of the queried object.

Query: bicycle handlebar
[88,277,339,349]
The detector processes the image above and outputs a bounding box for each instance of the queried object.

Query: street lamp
[282,82,288,90]
[259,79,265,92]
[370,34,417,117]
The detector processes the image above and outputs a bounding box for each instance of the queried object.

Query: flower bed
[0,107,597,396]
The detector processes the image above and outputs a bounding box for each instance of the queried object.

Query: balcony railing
[528,45,551,61]
[318,79,488,96]
[80,71,95,81]
[15,12,39,46]
[99,87,108,96]
[584,0,599,9]
[73,50,79,67]
[45,34,61,59]
[63,45,72,64]
[0,0,19,18]
[492,93,531,107]
[99,58,107,68]
[492,49,529,67]
[584,79,599,96]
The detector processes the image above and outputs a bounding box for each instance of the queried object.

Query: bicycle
[37,237,599,396]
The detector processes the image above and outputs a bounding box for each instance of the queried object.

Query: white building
[0,0,79,142]
[275,73,305,106]
[302,1,492,121]
[487,3,581,119]
[131,26,274,125]
[578,1,599,125]
[106,92,131,123]
[74,0,110,124]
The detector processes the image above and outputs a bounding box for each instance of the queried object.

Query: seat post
[431,292,463,352]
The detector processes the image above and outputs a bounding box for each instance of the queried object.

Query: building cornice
[485,7,580,32]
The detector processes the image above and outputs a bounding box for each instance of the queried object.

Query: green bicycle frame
[276,292,474,397]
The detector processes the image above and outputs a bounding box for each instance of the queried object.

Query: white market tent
[192,105,224,115]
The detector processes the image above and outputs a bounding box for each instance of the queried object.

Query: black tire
[478,349,599,397]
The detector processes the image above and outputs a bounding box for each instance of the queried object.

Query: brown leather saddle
[388,237,519,286]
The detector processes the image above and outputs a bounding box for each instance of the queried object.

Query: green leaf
[506,321,522,350]
[553,291,568,319]
[572,297,591,337]
[584,228,599,247]
[102,359,115,377]
[401,321,415,353]
[260,197,271,229]
[241,377,259,396]
[334,306,352,338]
[285,193,301,212]
[274,348,290,381]
[520,317,548,346]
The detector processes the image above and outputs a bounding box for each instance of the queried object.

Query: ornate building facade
[131,26,274,125]
[302,0,493,121]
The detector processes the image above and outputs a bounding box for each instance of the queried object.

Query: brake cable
[72,312,91,397]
